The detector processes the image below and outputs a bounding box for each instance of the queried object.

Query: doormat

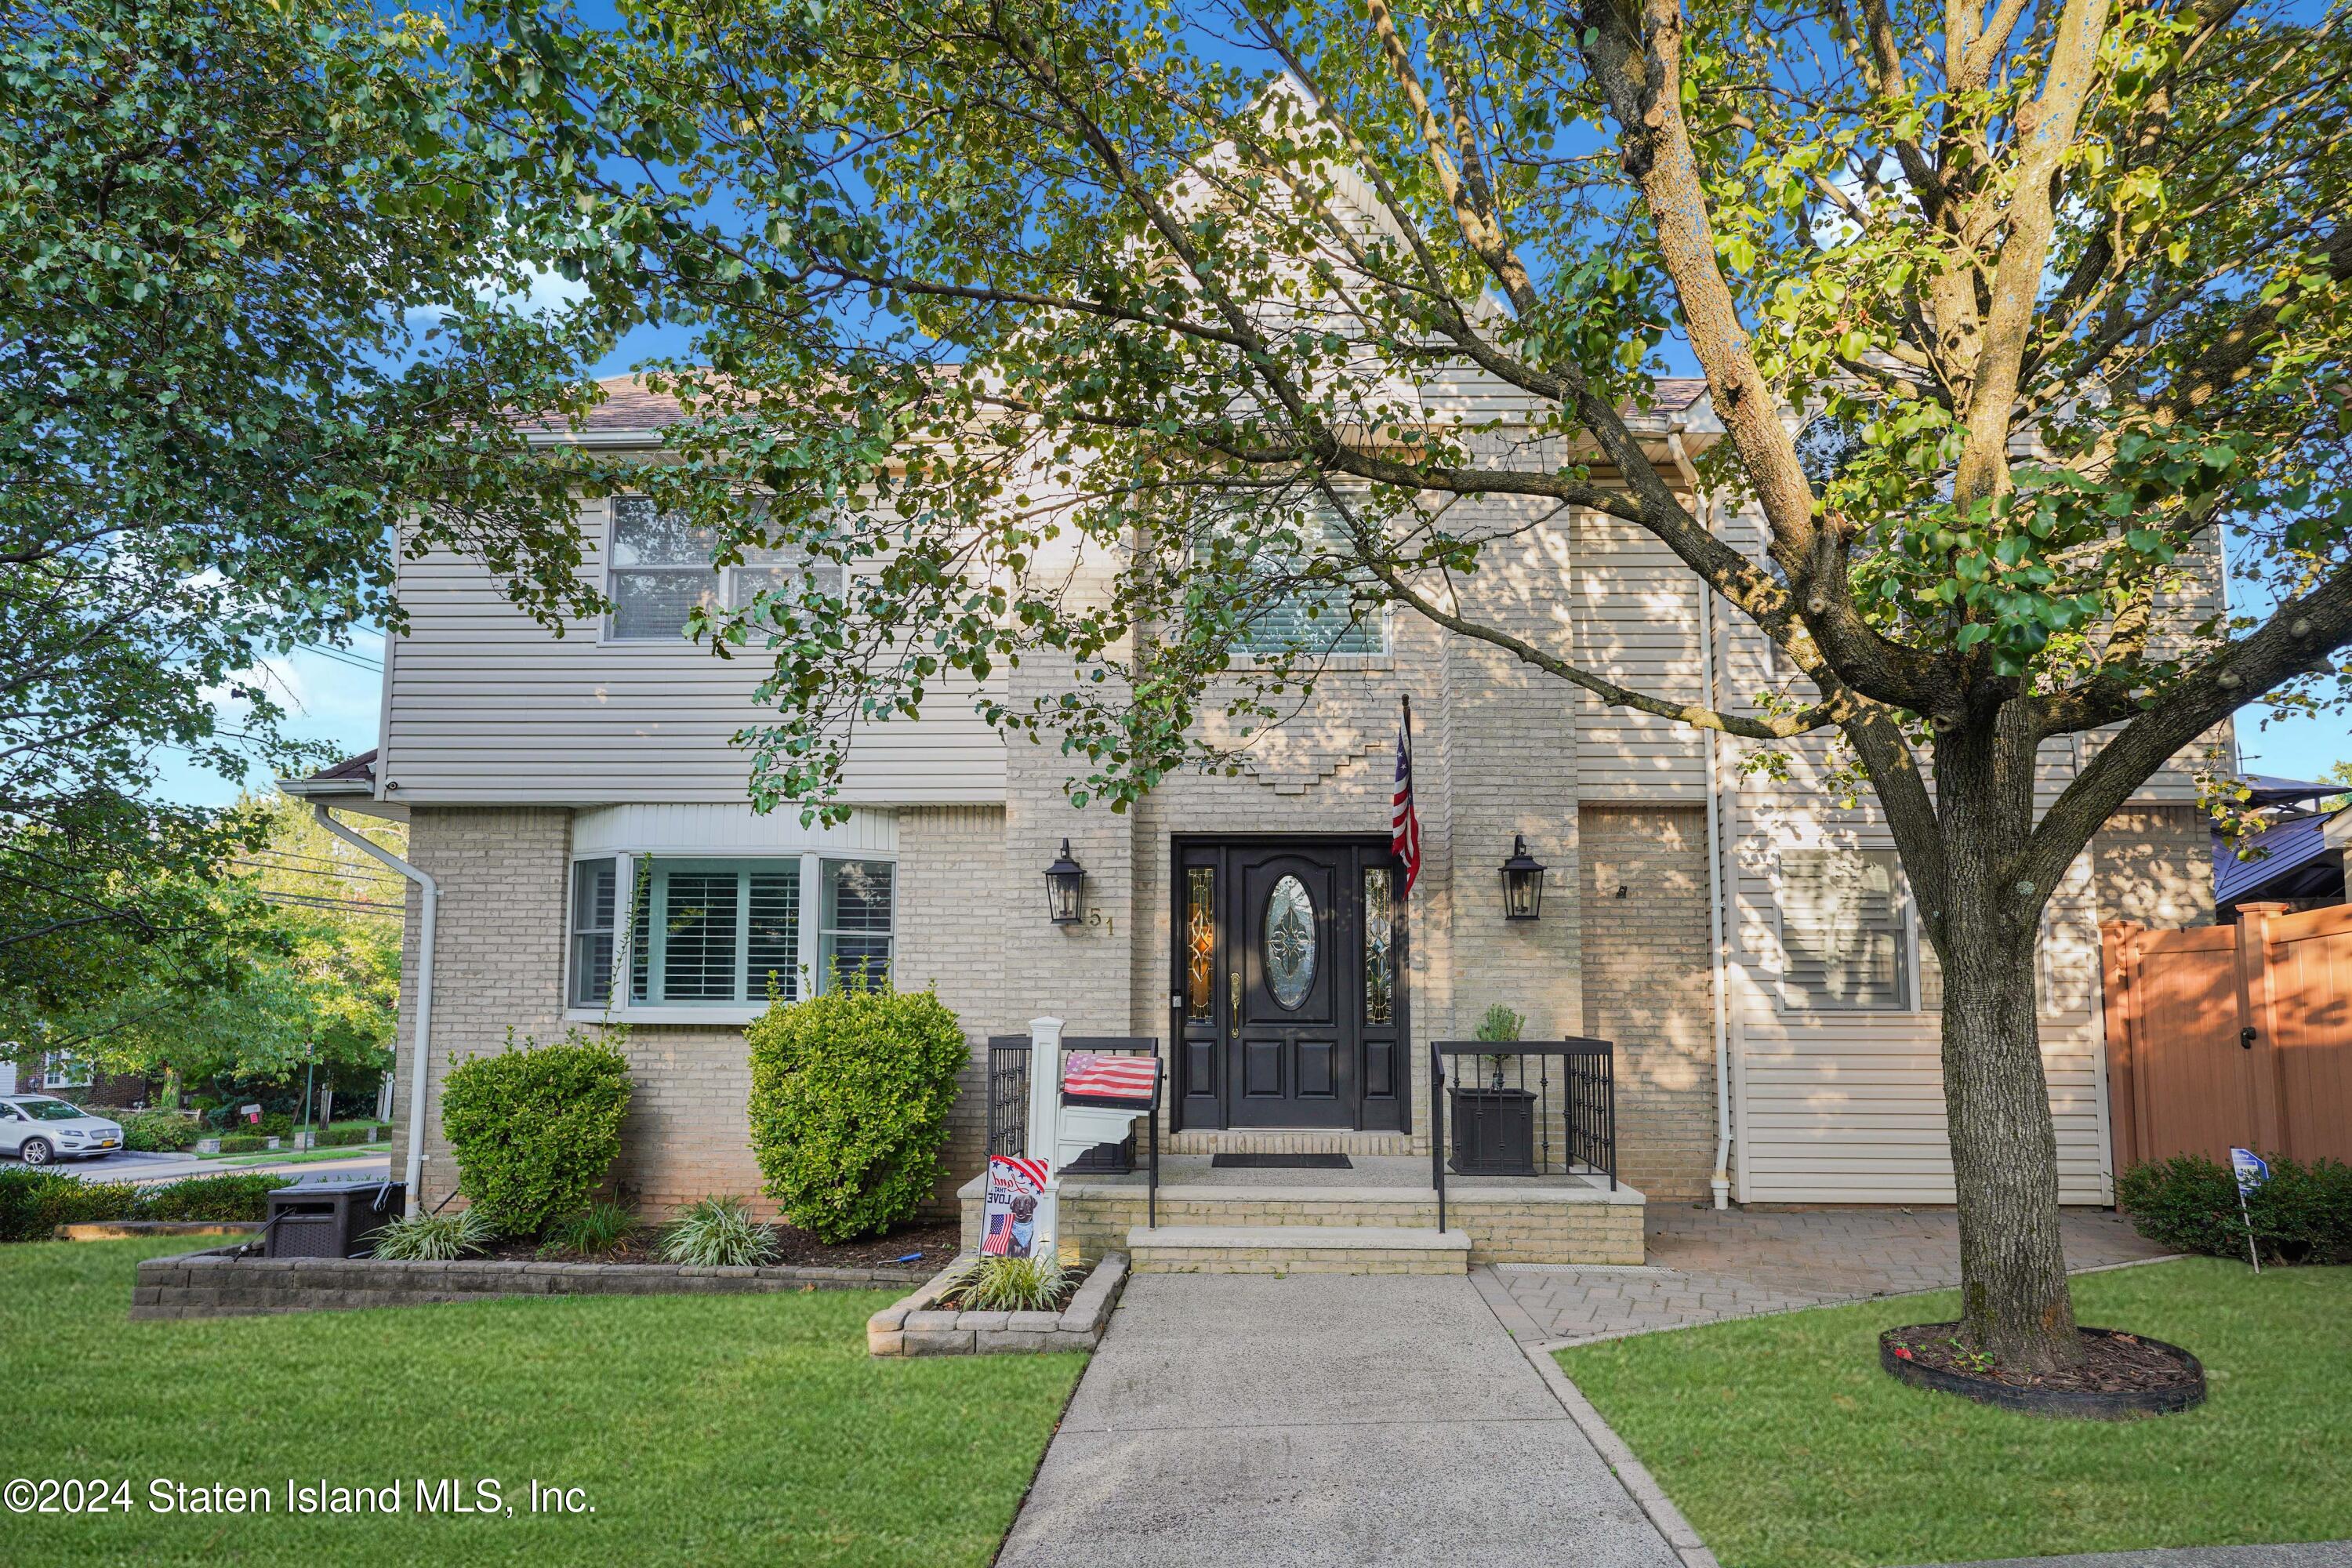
[1209,1152,1354,1170]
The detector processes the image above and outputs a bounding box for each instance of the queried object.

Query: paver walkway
[996,1272,1687,1568]
[1486,1206,2173,1344]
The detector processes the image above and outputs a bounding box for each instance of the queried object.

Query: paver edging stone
[867,1253,1128,1356]
[129,1245,932,1320]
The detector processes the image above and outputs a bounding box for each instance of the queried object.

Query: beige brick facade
[393,804,1019,1219]
[1577,804,1717,1200]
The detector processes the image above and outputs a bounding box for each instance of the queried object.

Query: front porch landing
[957,1155,1646,1268]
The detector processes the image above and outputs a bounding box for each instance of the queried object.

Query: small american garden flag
[1392,695,1422,896]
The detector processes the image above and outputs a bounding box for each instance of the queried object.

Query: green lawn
[1558,1258,2350,1568]
[6,1238,1081,1566]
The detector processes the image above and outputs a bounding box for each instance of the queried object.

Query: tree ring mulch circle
[1879,1323,2206,1419]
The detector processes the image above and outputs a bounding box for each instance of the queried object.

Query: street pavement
[31,1149,390,1185]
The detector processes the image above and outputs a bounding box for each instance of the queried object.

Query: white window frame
[1212,495,1392,666]
[600,495,846,645]
[1772,844,1918,1014]
[566,850,895,1025]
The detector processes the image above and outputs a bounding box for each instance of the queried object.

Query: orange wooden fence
[2102,902,2352,1172]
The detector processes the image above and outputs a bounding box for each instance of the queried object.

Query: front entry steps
[1128,1224,1472,1275]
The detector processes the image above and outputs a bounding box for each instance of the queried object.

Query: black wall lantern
[1500,835,1546,921]
[1044,839,1087,925]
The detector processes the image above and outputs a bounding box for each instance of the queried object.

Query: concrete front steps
[1128,1224,1472,1276]
[957,1157,1647,1269]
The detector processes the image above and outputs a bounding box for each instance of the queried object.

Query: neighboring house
[289,373,2225,1225]
[2212,777,2350,920]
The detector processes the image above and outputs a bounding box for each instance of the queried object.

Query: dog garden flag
[982,1156,1050,1257]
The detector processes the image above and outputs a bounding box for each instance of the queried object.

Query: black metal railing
[982,1033,1162,1228]
[985,1034,1030,1159]
[1428,1038,1617,1192]
[1428,1041,1446,1233]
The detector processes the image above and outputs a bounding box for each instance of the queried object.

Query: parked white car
[0,1095,123,1165]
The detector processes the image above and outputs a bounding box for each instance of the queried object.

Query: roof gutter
[310,804,436,1217]
[1667,433,1735,1210]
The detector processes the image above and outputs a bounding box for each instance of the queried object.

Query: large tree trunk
[1932,710,2082,1374]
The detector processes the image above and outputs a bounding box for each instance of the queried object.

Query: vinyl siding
[380,496,1006,805]
[1571,511,1708,800]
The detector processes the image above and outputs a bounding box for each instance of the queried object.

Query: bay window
[567,852,893,1012]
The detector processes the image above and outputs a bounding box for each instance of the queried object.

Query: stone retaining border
[130,1246,931,1320]
[867,1253,1128,1356]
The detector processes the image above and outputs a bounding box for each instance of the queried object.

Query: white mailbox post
[1021,1016,1160,1262]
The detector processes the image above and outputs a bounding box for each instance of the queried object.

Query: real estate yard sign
[982,1156,1049,1258]
[2230,1146,2270,1274]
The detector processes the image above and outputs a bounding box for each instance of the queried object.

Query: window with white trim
[1216,501,1385,658]
[1780,848,1911,1010]
[569,858,620,1007]
[819,858,894,989]
[568,853,893,1009]
[606,495,845,641]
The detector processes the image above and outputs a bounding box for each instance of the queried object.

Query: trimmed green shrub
[0,1171,140,1241]
[441,1027,632,1238]
[0,1170,292,1240]
[2118,1152,2352,1265]
[746,982,969,1243]
[315,1120,384,1148]
[137,1174,289,1224]
[658,1196,777,1267]
[122,1111,199,1152]
[216,1134,268,1153]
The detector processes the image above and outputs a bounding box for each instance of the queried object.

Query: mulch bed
[1882,1322,2201,1394]
[485,1217,964,1271]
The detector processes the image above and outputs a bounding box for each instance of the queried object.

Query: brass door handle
[1230,971,1241,1014]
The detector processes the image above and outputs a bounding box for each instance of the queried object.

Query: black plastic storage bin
[265,1177,405,1258]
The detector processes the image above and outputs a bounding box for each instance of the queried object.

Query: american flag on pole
[1392,695,1422,896]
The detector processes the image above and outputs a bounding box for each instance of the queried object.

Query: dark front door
[1171,837,1406,1131]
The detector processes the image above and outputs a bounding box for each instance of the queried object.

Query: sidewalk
[996,1272,1688,1568]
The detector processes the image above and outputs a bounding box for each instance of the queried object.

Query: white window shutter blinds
[1782,848,1910,1010]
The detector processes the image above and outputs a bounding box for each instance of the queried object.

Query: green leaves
[2,0,625,1020]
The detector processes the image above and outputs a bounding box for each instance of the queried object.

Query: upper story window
[1780,847,1911,1011]
[606,495,844,641]
[1220,502,1385,659]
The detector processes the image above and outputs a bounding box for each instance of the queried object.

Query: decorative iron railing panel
[1426,1038,1617,1192]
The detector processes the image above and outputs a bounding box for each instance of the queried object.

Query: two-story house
[289,372,2221,1266]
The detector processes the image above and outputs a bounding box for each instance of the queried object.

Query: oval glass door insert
[1264,874,1316,1009]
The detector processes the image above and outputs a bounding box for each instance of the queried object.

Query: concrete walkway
[996,1272,1689,1568]
[1489,1206,2174,1345]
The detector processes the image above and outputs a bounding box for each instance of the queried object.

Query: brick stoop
[963,1172,1647,1268]
[1128,1224,1472,1275]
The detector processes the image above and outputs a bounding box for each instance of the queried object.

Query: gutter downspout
[1667,435,1735,1210]
[313,804,435,1217]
